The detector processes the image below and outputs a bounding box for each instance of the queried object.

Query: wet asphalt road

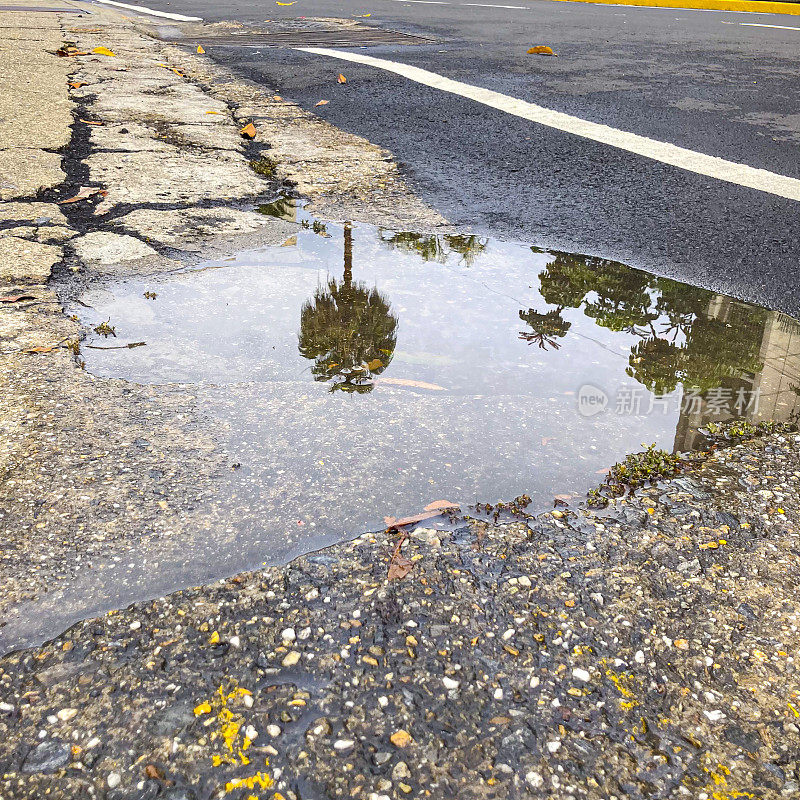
[130,0,799,312]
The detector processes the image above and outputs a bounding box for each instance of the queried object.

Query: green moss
[250,156,278,178]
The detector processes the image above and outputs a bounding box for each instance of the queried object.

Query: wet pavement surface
[6,205,790,658]
[2,427,799,799]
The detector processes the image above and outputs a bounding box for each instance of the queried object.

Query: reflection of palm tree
[518,308,571,350]
[298,224,398,393]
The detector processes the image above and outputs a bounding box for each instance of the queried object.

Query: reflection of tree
[378,231,488,266]
[298,224,398,393]
[527,248,768,397]
[518,309,571,350]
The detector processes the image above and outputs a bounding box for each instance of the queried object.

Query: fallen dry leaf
[423,500,459,512]
[68,81,87,89]
[205,110,222,115]
[387,551,413,581]
[315,99,329,107]
[23,346,56,353]
[276,1,297,4]
[374,377,446,391]
[527,45,556,56]
[240,122,257,139]
[337,73,347,84]
[273,95,283,101]
[197,44,205,53]
[385,510,445,530]
[79,118,103,126]
[55,46,89,57]
[0,294,36,303]
[92,46,116,56]
[58,187,107,204]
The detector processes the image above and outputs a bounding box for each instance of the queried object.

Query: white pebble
[334,739,355,751]
[634,650,645,664]
[281,628,296,643]
[107,773,121,789]
[704,710,726,722]
[378,696,389,708]
[244,725,258,741]
[547,740,561,753]
[129,620,141,630]
[229,636,240,648]
[493,688,504,700]
[57,708,77,722]
[266,724,282,737]
[526,771,544,788]
[442,677,460,690]
[572,668,591,683]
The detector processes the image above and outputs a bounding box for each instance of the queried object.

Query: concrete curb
[552,0,800,16]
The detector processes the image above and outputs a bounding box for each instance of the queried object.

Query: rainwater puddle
[47,207,800,641]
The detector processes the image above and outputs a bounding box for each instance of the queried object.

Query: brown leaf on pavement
[0,294,36,303]
[240,122,257,139]
[374,377,445,391]
[68,81,87,89]
[197,44,205,53]
[91,46,116,57]
[337,73,347,84]
[79,118,103,126]
[315,99,329,106]
[58,187,107,204]
[385,510,444,530]
[423,500,459,512]
[387,551,413,581]
[55,46,89,57]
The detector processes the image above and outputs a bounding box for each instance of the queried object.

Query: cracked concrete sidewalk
[0,1,447,638]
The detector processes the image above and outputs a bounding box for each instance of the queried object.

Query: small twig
[85,342,146,350]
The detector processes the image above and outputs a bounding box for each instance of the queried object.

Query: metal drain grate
[167,28,436,48]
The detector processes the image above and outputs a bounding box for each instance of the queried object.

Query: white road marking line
[88,0,202,21]
[739,22,800,30]
[298,47,800,202]
[388,0,451,4]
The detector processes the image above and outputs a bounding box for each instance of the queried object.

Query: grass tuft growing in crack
[94,319,116,338]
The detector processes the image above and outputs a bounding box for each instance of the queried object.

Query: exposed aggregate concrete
[1,432,799,799]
